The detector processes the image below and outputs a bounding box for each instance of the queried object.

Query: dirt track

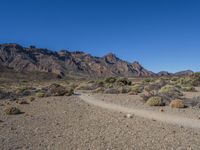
[80,93,200,129]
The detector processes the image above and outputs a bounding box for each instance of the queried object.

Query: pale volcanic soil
[1,94,200,150]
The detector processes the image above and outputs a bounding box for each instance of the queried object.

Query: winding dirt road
[80,93,200,129]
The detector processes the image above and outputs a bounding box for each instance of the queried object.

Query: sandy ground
[1,94,200,150]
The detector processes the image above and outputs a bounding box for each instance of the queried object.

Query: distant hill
[0,43,154,77]
[157,70,194,77]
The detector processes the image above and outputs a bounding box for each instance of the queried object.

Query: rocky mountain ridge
[0,43,154,77]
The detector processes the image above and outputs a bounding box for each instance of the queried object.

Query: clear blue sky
[0,0,200,73]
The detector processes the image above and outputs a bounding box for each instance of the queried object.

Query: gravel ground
[91,93,200,120]
[0,95,200,150]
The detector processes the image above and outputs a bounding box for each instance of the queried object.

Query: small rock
[160,108,164,112]
[124,114,133,119]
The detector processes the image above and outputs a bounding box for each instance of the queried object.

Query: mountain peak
[103,53,119,64]
[0,43,153,77]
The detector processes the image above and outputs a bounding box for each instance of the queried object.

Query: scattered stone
[160,108,164,112]
[124,114,134,119]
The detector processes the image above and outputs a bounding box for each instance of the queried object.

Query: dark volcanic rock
[0,43,154,77]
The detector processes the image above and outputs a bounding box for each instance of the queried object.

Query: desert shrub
[4,106,21,115]
[29,96,35,101]
[159,85,183,98]
[87,80,95,84]
[15,86,36,97]
[36,91,45,97]
[92,87,105,93]
[143,78,152,83]
[77,81,104,90]
[146,96,164,106]
[154,77,168,87]
[118,86,131,94]
[104,88,119,94]
[117,78,132,86]
[17,100,29,104]
[105,77,117,84]
[176,73,200,87]
[180,86,196,92]
[170,99,185,108]
[129,85,143,95]
[144,83,162,93]
[44,83,74,96]
[170,77,179,82]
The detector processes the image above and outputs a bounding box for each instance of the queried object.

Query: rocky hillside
[0,44,154,77]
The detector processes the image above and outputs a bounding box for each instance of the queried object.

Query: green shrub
[130,85,143,95]
[159,85,183,97]
[29,96,35,101]
[36,91,45,97]
[146,96,164,106]
[181,86,196,92]
[105,77,117,84]
[159,85,174,93]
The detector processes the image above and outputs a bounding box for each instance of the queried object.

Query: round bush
[146,96,164,106]
[4,107,21,115]
[170,99,185,108]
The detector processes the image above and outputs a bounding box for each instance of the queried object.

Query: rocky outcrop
[0,43,154,77]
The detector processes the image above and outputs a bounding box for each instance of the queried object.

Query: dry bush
[170,99,185,108]
[117,78,132,86]
[29,96,35,102]
[129,85,143,95]
[4,106,21,115]
[159,85,183,98]
[44,83,74,96]
[36,91,45,97]
[118,86,131,94]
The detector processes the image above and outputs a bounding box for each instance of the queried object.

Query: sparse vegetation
[170,99,185,108]
[105,77,117,84]
[4,106,21,115]
[129,85,143,95]
[29,96,35,102]
[146,96,164,106]
[36,91,45,98]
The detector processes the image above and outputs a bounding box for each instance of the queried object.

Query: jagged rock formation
[0,43,154,77]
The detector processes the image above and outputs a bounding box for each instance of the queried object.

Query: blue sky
[0,0,200,73]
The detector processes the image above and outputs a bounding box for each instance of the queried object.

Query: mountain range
[0,43,194,78]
